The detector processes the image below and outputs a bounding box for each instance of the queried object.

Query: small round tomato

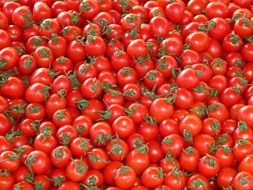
[25,150,51,174]
[233,171,253,190]
[114,165,137,189]
[141,166,164,188]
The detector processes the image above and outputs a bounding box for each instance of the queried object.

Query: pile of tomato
[0,0,253,189]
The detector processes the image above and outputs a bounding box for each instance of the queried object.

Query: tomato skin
[185,31,210,52]
[164,169,187,190]
[67,40,86,63]
[141,166,164,188]
[66,158,88,182]
[57,181,80,190]
[175,87,194,109]
[112,116,136,139]
[165,2,185,24]
[13,181,34,190]
[237,106,253,128]
[83,169,104,188]
[179,146,200,172]
[1,77,25,99]
[239,155,253,175]
[50,146,72,168]
[149,16,173,38]
[33,2,52,22]
[0,136,12,154]
[33,46,54,68]
[149,98,174,123]
[0,114,11,136]
[0,151,20,172]
[193,134,215,156]
[25,150,51,174]
[161,134,185,157]
[198,154,221,178]
[217,167,237,188]
[126,148,150,175]
[215,146,234,168]
[89,121,113,146]
[103,161,123,185]
[85,35,106,56]
[179,114,202,142]
[233,139,253,162]
[176,68,199,89]
[114,165,137,189]
[233,171,253,190]
[187,174,209,190]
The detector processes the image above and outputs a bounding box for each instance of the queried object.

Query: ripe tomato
[114,165,137,189]
[66,158,88,182]
[25,150,51,174]
[233,171,253,190]
[149,98,174,123]
[141,166,164,188]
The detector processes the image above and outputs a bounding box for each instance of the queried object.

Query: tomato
[56,124,78,146]
[161,134,185,157]
[187,174,209,190]
[126,147,150,175]
[217,167,237,188]
[159,119,179,137]
[17,54,37,75]
[237,105,253,127]
[0,114,11,136]
[33,2,52,22]
[149,97,174,123]
[114,165,137,189]
[82,169,104,188]
[25,150,51,174]
[185,31,210,52]
[50,146,72,168]
[57,181,80,190]
[48,35,67,58]
[112,116,136,139]
[87,148,108,170]
[233,139,253,162]
[0,150,20,172]
[67,40,86,63]
[89,122,113,146]
[176,68,199,89]
[66,158,88,182]
[106,138,129,161]
[164,169,187,190]
[85,35,106,56]
[149,16,173,38]
[239,155,253,175]
[13,181,34,190]
[179,146,199,172]
[127,39,148,58]
[233,171,253,190]
[33,46,54,68]
[179,114,202,142]
[165,2,185,24]
[193,134,215,156]
[70,137,92,157]
[141,166,164,188]
[207,102,230,122]
[103,161,123,185]
[175,87,194,109]
[205,2,228,18]
[215,146,234,168]
[160,37,183,57]
[198,154,221,178]
[79,0,99,20]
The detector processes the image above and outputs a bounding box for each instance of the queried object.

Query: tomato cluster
[0,0,253,189]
